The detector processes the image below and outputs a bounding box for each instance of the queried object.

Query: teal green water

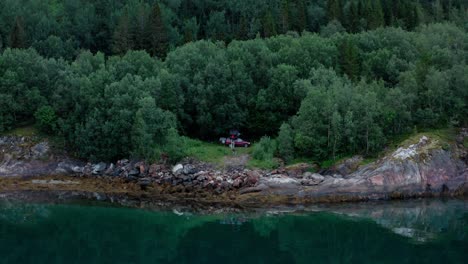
[0,200,466,264]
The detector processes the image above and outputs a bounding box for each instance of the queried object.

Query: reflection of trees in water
[0,200,466,263]
[0,204,224,263]
[320,199,467,242]
[0,202,50,223]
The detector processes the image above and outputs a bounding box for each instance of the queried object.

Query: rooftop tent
[229,129,241,139]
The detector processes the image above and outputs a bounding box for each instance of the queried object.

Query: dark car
[225,138,251,147]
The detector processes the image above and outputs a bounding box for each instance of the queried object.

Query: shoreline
[1,175,466,210]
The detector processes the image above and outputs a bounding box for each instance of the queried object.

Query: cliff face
[255,133,467,201]
[351,137,465,193]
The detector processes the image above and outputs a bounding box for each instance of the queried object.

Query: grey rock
[183,164,197,175]
[239,183,269,194]
[92,162,107,175]
[128,169,140,177]
[31,142,50,159]
[172,164,183,174]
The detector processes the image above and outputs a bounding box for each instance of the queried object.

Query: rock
[285,163,318,178]
[92,162,107,175]
[301,172,325,185]
[245,171,260,186]
[72,166,84,173]
[31,142,50,159]
[233,178,242,188]
[172,164,183,174]
[104,163,115,175]
[264,175,299,184]
[128,169,140,177]
[138,178,152,190]
[239,183,269,194]
[183,164,197,175]
[336,156,363,175]
[55,161,78,174]
[148,164,163,177]
[136,162,146,175]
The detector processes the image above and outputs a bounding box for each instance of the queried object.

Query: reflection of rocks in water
[0,202,50,224]
[391,227,434,242]
[320,199,467,242]
[219,217,248,226]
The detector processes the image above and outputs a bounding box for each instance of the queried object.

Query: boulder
[128,169,140,177]
[183,164,197,175]
[239,183,269,194]
[172,164,183,174]
[31,142,50,159]
[148,164,163,177]
[104,163,115,175]
[92,162,107,175]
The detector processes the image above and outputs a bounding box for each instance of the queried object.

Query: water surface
[0,199,466,263]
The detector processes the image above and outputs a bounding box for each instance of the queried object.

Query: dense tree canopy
[0,0,466,59]
[0,1,466,163]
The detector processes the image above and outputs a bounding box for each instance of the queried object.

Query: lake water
[0,199,466,264]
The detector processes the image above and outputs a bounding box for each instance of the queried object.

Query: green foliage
[0,0,464,57]
[0,19,466,164]
[146,3,169,58]
[277,123,295,162]
[34,105,56,134]
[9,16,25,49]
[252,136,278,167]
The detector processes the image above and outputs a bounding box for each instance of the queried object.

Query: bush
[252,136,277,161]
[277,123,295,162]
[34,105,56,134]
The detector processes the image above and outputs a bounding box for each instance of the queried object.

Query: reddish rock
[148,164,163,177]
[233,178,242,188]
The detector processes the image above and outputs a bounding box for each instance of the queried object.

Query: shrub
[277,123,295,162]
[34,105,56,134]
[252,136,277,161]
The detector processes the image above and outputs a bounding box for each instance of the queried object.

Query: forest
[0,0,467,164]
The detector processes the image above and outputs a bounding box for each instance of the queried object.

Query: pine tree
[132,4,149,50]
[340,39,360,81]
[146,3,168,58]
[10,16,25,49]
[433,0,444,22]
[369,0,384,29]
[327,0,342,21]
[262,10,277,38]
[294,0,307,32]
[407,4,420,29]
[281,0,290,33]
[348,1,359,33]
[237,16,248,40]
[112,12,133,55]
[362,0,373,29]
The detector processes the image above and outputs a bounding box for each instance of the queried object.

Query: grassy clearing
[182,137,278,169]
[182,137,252,164]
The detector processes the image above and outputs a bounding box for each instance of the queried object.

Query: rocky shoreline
[1,130,467,207]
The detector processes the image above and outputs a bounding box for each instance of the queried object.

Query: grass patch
[360,158,377,166]
[1,125,39,137]
[288,157,315,165]
[464,138,468,148]
[182,137,251,164]
[391,128,456,150]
